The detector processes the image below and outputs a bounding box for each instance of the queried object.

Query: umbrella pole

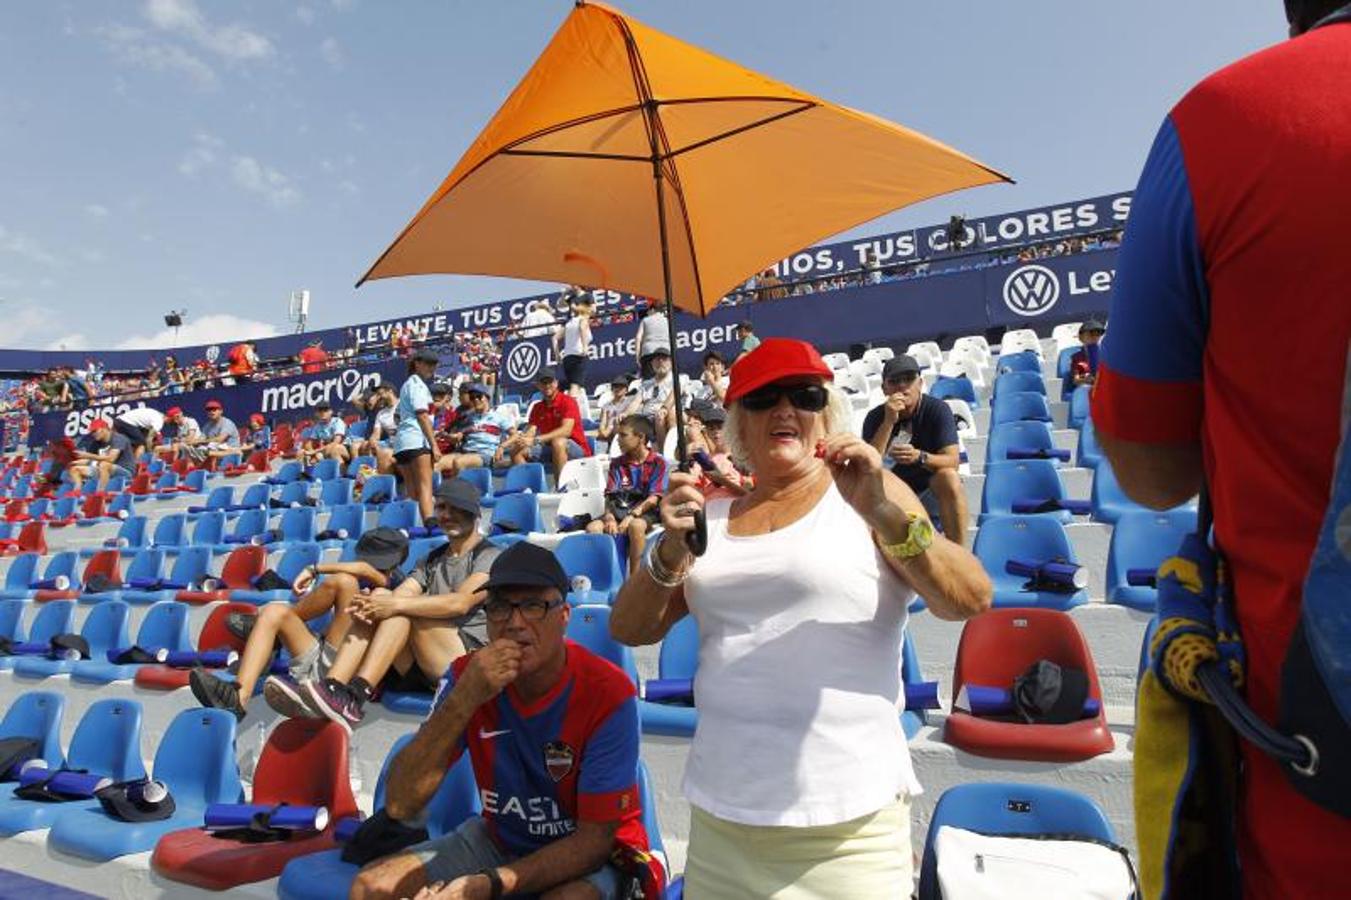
[650,149,707,556]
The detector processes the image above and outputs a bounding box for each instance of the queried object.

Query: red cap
[204,400,223,411]
[725,338,834,404]
[166,406,183,418]
[249,413,265,425]
[88,419,111,432]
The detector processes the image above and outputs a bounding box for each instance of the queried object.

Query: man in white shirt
[114,405,165,457]
[597,374,638,444]
[162,406,201,456]
[520,299,558,339]
[687,351,729,407]
[637,349,675,450]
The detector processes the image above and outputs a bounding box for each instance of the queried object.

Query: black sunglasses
[739,382,829,412]
[484,596,566,623]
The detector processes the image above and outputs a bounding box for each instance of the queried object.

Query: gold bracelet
[645,536,689,588]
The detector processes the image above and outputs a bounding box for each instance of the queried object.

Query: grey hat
[354,527,410,572]
[412,348,439,365]
[882,355,922,381]
[434,478,482,517]
[1079,318,1106,334]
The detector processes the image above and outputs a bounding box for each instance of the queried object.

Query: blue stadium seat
[73,601,193,684]
[276,480,311,508]
[500,462,547,496]
[1076,418,1103,469]
[992,371,1047,399]
[234,482,271,511]
[14,601,129,678]
[1107,509,1198,611]
[358,474,396,505]
[376,499,420,532]
[994,350,1041,375]
[186,486,234,520]
[0,600,26,642]
[0,691,65,770]
[147,513,187,552]
[48,496,77,522]
[149,471,180,497]
[346,420,370,441]
[229,544,321,605]
[0,554,39,600]
[346,455,376,478]
[48,708,243,862]
[309,458,340,482]
[84,548,166,604]
[990,391,1053,426]
[21,553,79,602]
[490,493,543,535]
[320,503,367,547]
[79,515,148,559]
[929,376,979,408]
[1056,345,1078,384]
[973,516,1088,610]
[222,507,269,548]
[185,509,227,551]
[1092,461,1195,525]
[265,461,304,485]
[270,506,319,548]
[0,698,146,836]
[984,421,1065,467]
[555,533,625,605]
[0,600,75,671]
[639,614,699,737]
[120,547,212,605]
[918,783,1115,900]
[276,735,479,900]
[180,469,209,494]
[457,468,495,506]
[901,632,929,739]
[318,477,354,508]
[565,604,638,685]
[407,536,449,569]
[980,460,1075,524]
[1067,384,1090,429]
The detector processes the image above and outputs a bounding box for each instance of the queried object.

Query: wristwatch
[479,867,504,899]
[918,450,929,467]
[879,512,935,560]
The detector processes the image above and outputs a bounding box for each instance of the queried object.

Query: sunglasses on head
[739,382,829,412]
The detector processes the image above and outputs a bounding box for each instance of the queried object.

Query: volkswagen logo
[1002,265,1060,317]
[506,342,543,383]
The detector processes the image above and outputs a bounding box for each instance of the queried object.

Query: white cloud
[296,7,317,26]
[178,131,223,176]
[143,0,274,62]
[84,204,111,220]
[46,333,90,352]
[97,24,218,89]
[231,156,302,208]
[0,226,61,267]
[113,313,281,349]
[98,1,272,88]
[320,36,343,68]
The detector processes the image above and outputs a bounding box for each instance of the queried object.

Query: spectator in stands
[637,348,676,450]
[502,372,590,477]
[242,413,271,455]
[552,293,594,399]
[685,403,748,498]
[1068,317,1106,389]
[436,382,511,478]
[353,382,399,473]
[182,399,240,463]
[69,418,137,492]
[161,406,201,455]
[1092,4,1351,895]
[38,369,69,410]
[633,302,671,378]
[587,414,668,575]
[297,479,499,731]
[429,382,454,432]
[300,401,349,466]
[863,247,883,285]
[227,340,258,383]
[299,338,329,374]
[520,297,558,338]
[113,406,164,458]
[597,373,638,444]
[757,268,788,300]
[395,348,442,523]
[688,350,729,406]
[862,355,969,547]
[63,366,90,406]
[615,339,990,898]
[735,320,761,359]
[352,542,652,900]
[190,527,410,721]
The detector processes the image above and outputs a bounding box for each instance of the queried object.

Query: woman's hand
[819,434,890,526]
[657,472,704,565]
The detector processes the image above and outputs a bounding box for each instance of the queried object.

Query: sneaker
[263,674,322,719]
[304,678,364,734]
[224,612,258,643]
[189,668,246,721]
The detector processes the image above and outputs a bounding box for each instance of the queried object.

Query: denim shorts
[526,439,586,463]
[409,815,622,898]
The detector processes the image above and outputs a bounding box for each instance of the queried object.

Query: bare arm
[493,820,617,896]
[1098,430,1202,510]
[921,443,962,471]
[384,689,476,821]
[392,573,489,619]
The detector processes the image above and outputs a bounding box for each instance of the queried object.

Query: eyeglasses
[739,382,828,412]
[484,596,565,623]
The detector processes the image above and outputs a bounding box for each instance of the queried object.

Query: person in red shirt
[298,339,329,374]
[502,372,591,479]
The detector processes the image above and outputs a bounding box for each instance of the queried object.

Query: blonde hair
[722,381,854,471]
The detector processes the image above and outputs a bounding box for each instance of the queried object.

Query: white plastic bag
[935,825,1135,900]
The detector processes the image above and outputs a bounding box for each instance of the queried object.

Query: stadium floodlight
[947,215,968,251]
[164,309,186,342]
[288,290,311,334]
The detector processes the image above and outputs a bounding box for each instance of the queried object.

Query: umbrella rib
[499,148,650,162]
[666,101,815,159]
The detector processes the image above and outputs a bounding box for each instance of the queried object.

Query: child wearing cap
[300,402,349,467]
[597,374,638,444]
[189,527,411,721]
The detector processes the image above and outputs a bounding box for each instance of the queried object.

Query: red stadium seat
[151,720,357,891]
[3,500,29,523]
[135,601,255,690]
[175,545,266,604]
[126,472,153,496]
[225,449,269,477]
[34,548,122,601]
[0,520,46,557]
[942,608,1114,762]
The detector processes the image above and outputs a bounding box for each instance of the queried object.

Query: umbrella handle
[687,509,707,556]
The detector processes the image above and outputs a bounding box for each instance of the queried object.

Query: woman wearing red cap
[612,338,992,898]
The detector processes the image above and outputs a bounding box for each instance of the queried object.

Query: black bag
[0,737,41,782]
[95,777,176,822]
[84,574,118,594]
[252,569,291,592]
[49,634,91,661]
[109,646,163,665]
[339,809,429,865]
[1012,660,1089,725]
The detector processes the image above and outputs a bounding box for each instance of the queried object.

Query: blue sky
[0,0,1283,351]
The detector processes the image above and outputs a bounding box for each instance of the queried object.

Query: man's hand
[455,640,522,707]
[353,594,400,624]
[602,513,619,536]
[884,392,908,420]
[890,443,921,466]
[413,875,492,900]
[616,515,634,533]
[291,566,316,595]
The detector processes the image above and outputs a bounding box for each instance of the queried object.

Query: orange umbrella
[360,0,1010,552]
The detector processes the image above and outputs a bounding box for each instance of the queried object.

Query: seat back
[181,469,209,493]
[123,548,166,586]
[3,554,38,593]
[951,609,1102,709]
[39,552,78,587]
[456,468,493,499]
[81,549,124,589]
[1090,461,1144,523]
[992,371,1047,399]
[229,507,268,542]
[114,516,149,550]
[994,350,1042,374]
[278,506,318,543]
[79,493,109,520]
[324,504,367,541]
[152,708,244,807]
[502,463,547,496]
[277,481,310,507]
[50,497,77,521]
[376,500,420,532]
[80,600,132,654]
[999,329,1044,357]
[372,735,480,839]
[1076,419,1103,469]
[556,490,605,523]
[137,601,192,652]
[1068,384,1091,429]
[197,602,257,653]
[1106,510,1198,599]
[345,455,376,478]
[943,399,978,438]
[658,614,699,680]
[0,600,26,641]
[490,493,542,534]
[917,782,1114,900]
[980,460,1066,518]
[310,459,340,482]
[318,478,354,508]
[276,544,322,583]
[270,461,303,484]
[218,545,267,590]
[67,698,146,782]
[555,534,624,596]
[565,605,638,685]
[16,521,47,555]
[250,719,357,817]
[237,482,270,509]
[928,376,977,407]
[358,474,396,505]
[991,392,1052,426]
[202,485,234,511]
[973,516,1079,596]
[191,511,227,547]
[167,546,212,587]
[150,514,187,548]
[556,457,606,493]
[985,421,1056,466]
[28,600,75,643]
[0,691,65,768]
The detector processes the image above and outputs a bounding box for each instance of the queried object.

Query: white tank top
[682,483,921,827]
[562,316,588,358]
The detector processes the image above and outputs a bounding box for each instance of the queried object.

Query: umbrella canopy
[359,0,1009,316]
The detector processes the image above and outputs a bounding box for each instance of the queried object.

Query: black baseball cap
[354,527,409,572]
[610,373,633,387]
[464,382,491,398]
[1079,318,1106,334]
[434,478,482,516]
[412,348,439,364]
[314,400,332,411]
[650,347,671,359]
[535,371,557,384]
[430,382,452,397]
[483,542,569,594]
[697,405,727,425]
[882,355,922,381]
